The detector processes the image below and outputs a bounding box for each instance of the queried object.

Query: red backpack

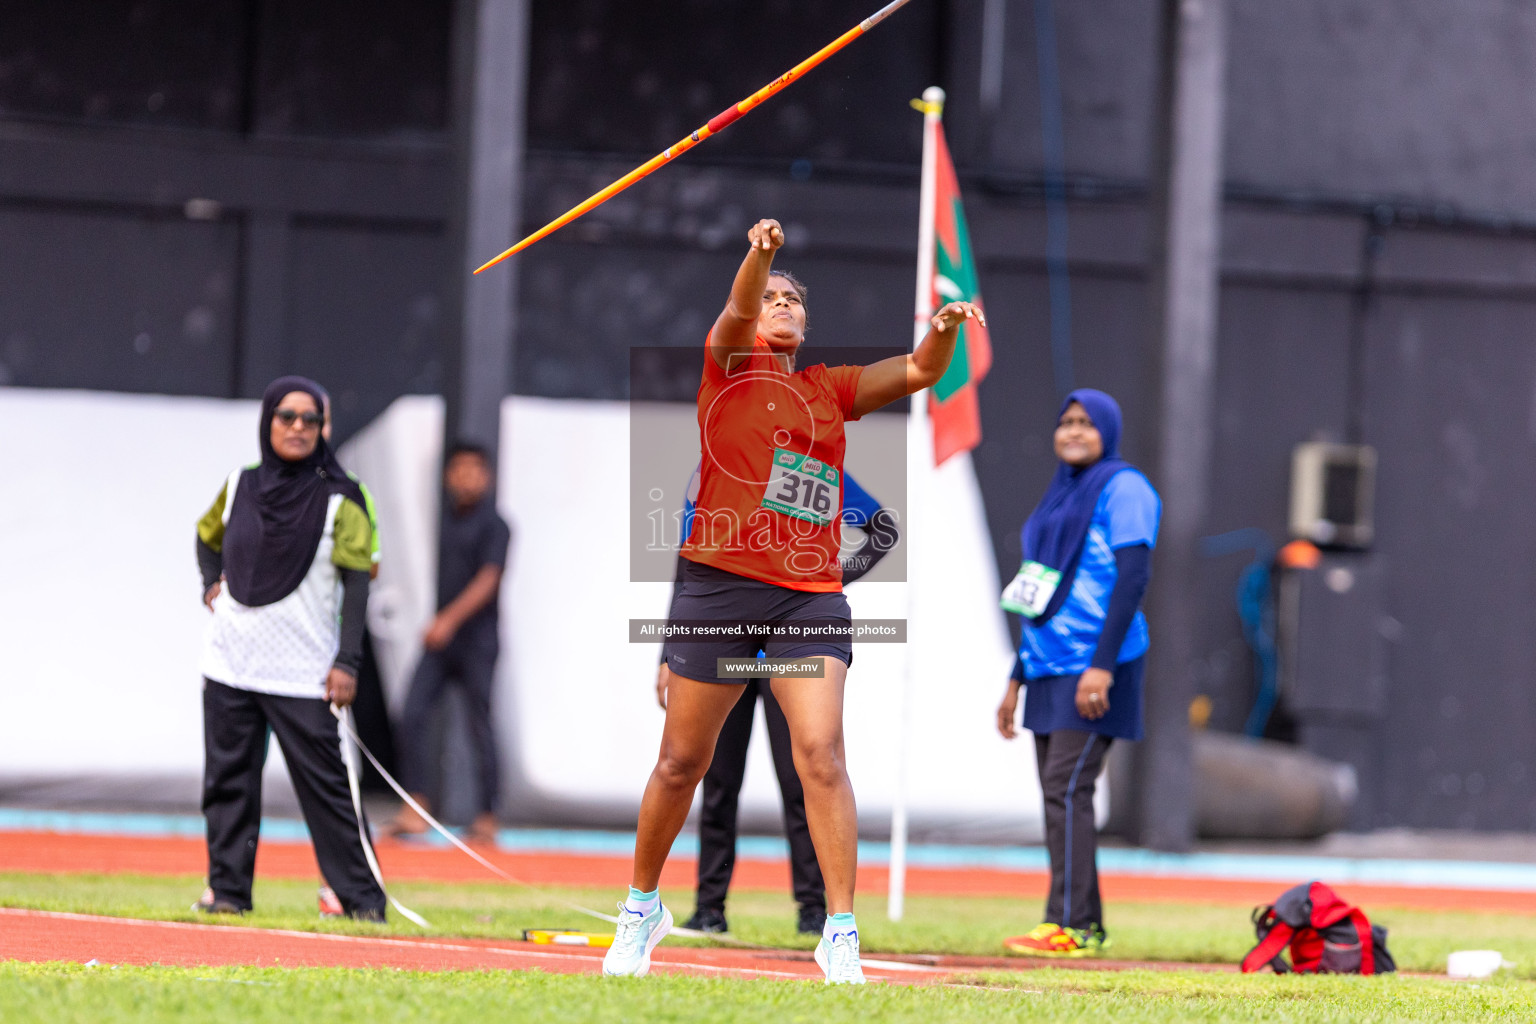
[1241,881,1395,975]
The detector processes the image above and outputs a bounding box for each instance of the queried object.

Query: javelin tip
[474,246,518,274]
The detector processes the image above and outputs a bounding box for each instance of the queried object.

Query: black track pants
[1033,729,1112,931]
[201,678,385,915]
[397,643,501,815]
[695,680,825,914]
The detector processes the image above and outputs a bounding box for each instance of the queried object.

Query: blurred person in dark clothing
[388,442,512,843]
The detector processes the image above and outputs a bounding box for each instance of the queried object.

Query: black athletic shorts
[662,558,853,685]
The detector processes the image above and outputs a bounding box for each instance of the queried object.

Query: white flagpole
[889,85,944,923]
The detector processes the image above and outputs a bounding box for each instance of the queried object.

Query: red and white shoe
[191,886,242,915]
[318,885,344,918]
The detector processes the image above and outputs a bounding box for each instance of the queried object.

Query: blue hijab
[1019,389,1134,624]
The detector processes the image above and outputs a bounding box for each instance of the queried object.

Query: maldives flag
[927,125,992,466]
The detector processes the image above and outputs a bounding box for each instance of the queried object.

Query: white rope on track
[336,705,430,927]
[331,704,626,929]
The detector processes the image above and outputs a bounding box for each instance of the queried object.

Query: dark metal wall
[0,0,449,436]
[4,0,1536,830]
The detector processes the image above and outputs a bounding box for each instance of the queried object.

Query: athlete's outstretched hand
[931,300,986,335]
[655,664,670,710]
[747,218,785,252]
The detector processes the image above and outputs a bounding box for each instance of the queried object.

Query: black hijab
[222,376,366,607]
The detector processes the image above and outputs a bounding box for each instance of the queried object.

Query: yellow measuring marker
[523,929,614,948]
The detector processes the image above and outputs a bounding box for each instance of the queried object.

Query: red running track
[1,830,1533,914]
[0,907,1230,981]
[0,907,852,981]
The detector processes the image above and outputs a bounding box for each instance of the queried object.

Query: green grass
[2,963,1534,1024]
[3,871,1536,978]
[4,873,1535,1022]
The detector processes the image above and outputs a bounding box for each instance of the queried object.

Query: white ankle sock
[624,887,659,915]
[824,911,857,939]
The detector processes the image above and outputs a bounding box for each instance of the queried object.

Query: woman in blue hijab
[996,389,1161,957]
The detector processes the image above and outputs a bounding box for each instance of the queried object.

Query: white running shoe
[814,927,866,985]
[602,901,673,978]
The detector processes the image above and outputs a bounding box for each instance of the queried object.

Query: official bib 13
[1001,560,1062,619]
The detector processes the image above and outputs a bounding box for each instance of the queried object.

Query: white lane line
[860,958,944,973]
[0,908,600,965]
[0,908,920,980]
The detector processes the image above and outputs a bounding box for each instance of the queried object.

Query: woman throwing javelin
[603,219,983,983]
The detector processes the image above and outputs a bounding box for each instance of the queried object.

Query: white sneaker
[814,927,866,985]
[602,902,673,978]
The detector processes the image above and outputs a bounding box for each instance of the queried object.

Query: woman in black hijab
[192,376,386,920]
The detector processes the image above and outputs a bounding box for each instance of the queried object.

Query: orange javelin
[474,0,915,273]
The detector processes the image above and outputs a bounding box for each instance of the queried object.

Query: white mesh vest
[200,469,344,699]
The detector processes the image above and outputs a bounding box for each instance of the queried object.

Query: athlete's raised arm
[850,300,986,418]
[709,219,787,370]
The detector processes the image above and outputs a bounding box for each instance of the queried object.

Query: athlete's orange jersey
[680,332,864,591]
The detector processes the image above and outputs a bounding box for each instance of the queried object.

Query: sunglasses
[274,408,324,429]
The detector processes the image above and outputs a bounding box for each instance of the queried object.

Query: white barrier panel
[332,394,444,709]
[0,388,257,774]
